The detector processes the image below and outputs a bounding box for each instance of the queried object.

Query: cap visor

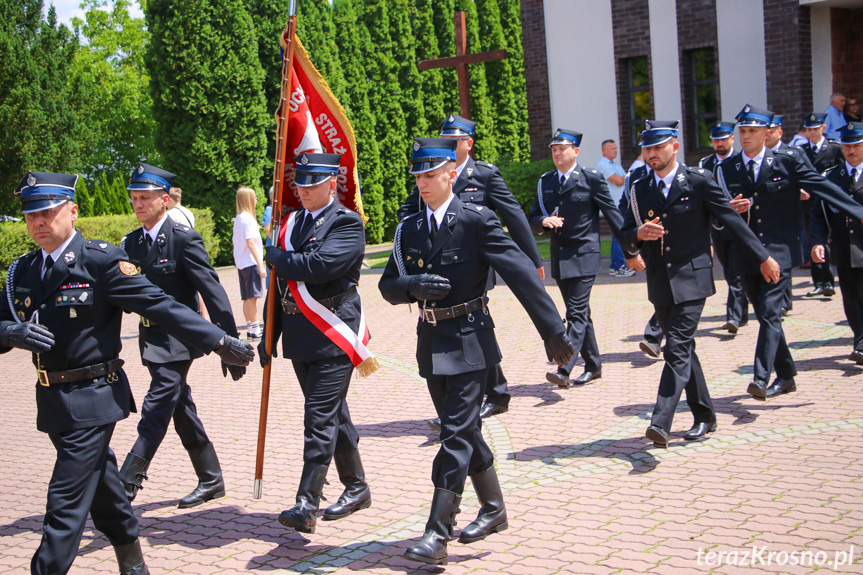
[409,160,448,175]
[21,198,70,214]
[295,174,333,187]
[127,183,167,192]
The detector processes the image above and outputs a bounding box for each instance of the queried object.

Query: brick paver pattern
[1,264,862,574]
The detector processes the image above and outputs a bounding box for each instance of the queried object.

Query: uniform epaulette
[85,239,111,252]
[173,222,191,234]
[337,207,347,215]
[686,166,708,176]
[541,170,556,178]
[779,148,795,155]
[476,160,493,168]
[589,169,598,174]
[823,164,840,176]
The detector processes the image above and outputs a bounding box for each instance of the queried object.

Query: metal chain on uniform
[5,257,22,324]
[715,163,750,226]
[393,221,412,313]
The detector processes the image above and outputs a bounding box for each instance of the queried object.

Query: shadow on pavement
[614,394,815,428]
[509,438,660,475]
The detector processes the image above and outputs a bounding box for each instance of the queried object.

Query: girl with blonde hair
[232,186,265,340]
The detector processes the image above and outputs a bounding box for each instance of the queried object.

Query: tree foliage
[0,1,78,216]
[146,0,270,248]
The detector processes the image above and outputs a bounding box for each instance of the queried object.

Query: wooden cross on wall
[417,11,506,120]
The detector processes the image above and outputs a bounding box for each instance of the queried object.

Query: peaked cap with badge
[639,120,679,147]
[439,114,476,138]
[16,172,78,214]
[127,162,176,193]
[409,137,457,174]
[294,152,341,187]
[803,113,828,129]
[735,104,773,127]
[549,128,582,147]
[709,121,736,140]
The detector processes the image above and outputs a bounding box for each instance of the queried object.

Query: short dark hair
[601,139,616,147]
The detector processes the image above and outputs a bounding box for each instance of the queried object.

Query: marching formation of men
[3,106,863,572]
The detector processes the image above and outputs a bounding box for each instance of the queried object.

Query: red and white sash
[279,210,378,377]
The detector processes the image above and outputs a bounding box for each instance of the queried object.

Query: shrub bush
[498,157,555,215]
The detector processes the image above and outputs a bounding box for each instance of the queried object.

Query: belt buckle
[37,369,50,387]
[422,308,437,326]
[140,316,150,327]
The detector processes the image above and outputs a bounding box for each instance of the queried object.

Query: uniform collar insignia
[417,219,423,230]
[446,213,455,224]
[64,251,75,263]
[735,162,742,170]
[315,216,325,228]
[466,168,473,177]
[766,157,773,166]
[676,172,685,182]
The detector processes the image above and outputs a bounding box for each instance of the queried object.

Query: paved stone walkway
[1,262,862,574]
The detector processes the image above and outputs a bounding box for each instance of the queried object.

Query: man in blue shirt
[825,93,847,141]
[596,139,634,277]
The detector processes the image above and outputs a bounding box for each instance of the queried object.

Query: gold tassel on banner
[356,356,380,378]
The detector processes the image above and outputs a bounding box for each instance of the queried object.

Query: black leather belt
[281,287,358,314]
[420,296,489,326]
[38,359,125,387]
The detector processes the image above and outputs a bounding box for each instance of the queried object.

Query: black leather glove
[0,322,55,353]
[213,335,255,366]
[258,338,277,368]
[221,362,246,381]
[544,332,574,366]
[407,274,452,301]
[265,245,283,268]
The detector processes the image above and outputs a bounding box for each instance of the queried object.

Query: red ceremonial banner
[278,35,367,223]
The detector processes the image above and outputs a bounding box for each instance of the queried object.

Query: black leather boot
[458,464,508,543]
[278,462,328,534]
[114,539,149,575]
[178,442,226,509]
[404,488,461,565]
[118,454,150,502]
[322,449,371,520]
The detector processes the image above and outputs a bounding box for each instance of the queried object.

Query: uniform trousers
[711,229,749,324]
[32,423,139,575]
[650,299,716,432]
[426,368,494,494]
[803,208,835,287]
[292,355,359,465]
[483,364,510,407]
[741,270,798,382]
[132,360,209,460]
[556,276,601,374]
[837,266,863,352]
[644,313,664,346]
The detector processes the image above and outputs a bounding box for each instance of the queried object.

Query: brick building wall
[610,0,653,167]
[763,0,813,136]
[675,0,718,167]
[520,0,553,160]
[831,7,863,104]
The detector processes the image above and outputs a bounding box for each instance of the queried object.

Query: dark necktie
[42,255,54,283]
[146,234,153,248]
[430,216,439,240]
[658,181,666,198]
[748,161,757,183]
[852,168,858,183]
[559,174,566,189]
[300,213,313,238]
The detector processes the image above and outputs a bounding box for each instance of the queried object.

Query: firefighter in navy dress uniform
[380,138,573,565]
[0,172,253,575]
[260,153,374,535]
[619,121,780,447]
[716,105,863,400]
[810,122,863,364]
[118,163,245,508]
[398,115,544,429]
[801,112,846,297]
[529,128,625,388]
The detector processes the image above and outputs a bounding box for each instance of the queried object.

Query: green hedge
[0,208,218,290]
[498,157,555,215]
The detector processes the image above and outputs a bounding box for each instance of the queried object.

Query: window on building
[686,48,718,150]
[624,57,652,148]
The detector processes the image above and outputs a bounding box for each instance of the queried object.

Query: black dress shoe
[821,284,835,297]
[479,401,508,419]
[639,339,661,358]
[546,369,570,388]
[849,350,863,365]
[723,321,739,334]
[747,378,768,400]
[684,422,717,441]
[781,308,789,317]
[427,417,441,432]
[644,425,669,448]
[572,370,601,385]
[766,378,796,398]
[805,287,825,297]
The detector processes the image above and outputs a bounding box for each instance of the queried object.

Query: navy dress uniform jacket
[380,197,563,378]
[802,140,845,174]
[716,148,863,274]
[528,166,625,280]
[811,166,863,268]
[0,231,226,434]
[620,165,771,307]
[397,157,542,269]
[268,201,367,363]
[122,216,239,364]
